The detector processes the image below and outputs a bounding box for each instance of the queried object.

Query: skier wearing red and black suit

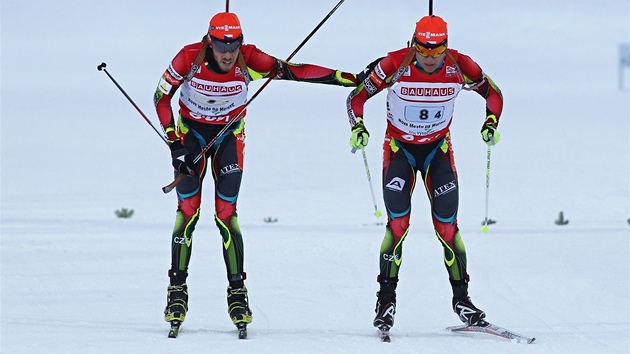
[346,15,503,332]
[154,12,358,332]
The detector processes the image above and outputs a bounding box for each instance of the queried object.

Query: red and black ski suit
[346,47,503,289]
[155,41,357,285]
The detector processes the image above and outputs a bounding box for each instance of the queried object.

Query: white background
[2,1,629,353]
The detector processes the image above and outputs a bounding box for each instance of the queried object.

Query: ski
[379,329,391,342]
[168,321,181,338]
[446,320,535,344]
[377,325,391,342]
[237,323,248,339]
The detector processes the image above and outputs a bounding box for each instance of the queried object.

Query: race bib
[404,105,445,123]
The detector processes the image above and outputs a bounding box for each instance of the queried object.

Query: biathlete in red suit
[346,15,503,332]
[154,12,358,332]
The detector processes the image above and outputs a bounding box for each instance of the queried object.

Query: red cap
[414,15,448,47]
[208,12,242,40]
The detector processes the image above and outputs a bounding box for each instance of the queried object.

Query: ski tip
[447,321,536,345]
[168,321,181,338]
[378,331,391,342]
[236,323,248,339]
[377,325,391,342]
[513,336,536,344]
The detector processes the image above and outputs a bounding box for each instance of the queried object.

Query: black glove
[169,140,195,176]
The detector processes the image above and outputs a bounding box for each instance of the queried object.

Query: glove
[349,118,370,150]
[480,115,501,146]
[169,140,195,176]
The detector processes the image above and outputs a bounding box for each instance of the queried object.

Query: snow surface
[2,0,629,353]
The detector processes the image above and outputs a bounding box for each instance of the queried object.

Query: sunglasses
[414,43,447,58]
[210,36,243,53]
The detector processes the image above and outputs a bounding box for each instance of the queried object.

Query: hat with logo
[208,12,243,41]
[414,15,448,48]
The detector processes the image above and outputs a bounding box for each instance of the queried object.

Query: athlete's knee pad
[215,197,236,221]
[387,216,410,240]
[178,200,200,220]
[175,174,202,217]
[434,221,458,244]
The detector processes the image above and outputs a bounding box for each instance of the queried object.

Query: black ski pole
[97,62,168,145]
[162,0,348,193]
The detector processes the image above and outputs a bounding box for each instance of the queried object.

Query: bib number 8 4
[404,105,445,123]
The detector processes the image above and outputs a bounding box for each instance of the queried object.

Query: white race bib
[387,82,461,136]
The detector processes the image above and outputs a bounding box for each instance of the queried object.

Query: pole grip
[162,174,186,194]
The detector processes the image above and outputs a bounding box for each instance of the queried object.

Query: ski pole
[97,62,168,145]
[162,0,347,194]
[360,148,383,218]
[481,145,492,233]
[351,146,382,218]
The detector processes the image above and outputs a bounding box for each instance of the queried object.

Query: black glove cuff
[169,140,189,159]
[481,124,496,133]
[353,122,369,136]
[169,140,184,152]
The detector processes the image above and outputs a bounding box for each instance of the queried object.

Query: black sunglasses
[210,36,243,53]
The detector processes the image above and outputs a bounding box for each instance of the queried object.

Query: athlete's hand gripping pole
[162,0,348,194]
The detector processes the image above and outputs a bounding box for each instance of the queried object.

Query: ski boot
[164,284,188,322]
[373,277,398,331]
[451,280,485,325]
[164,283,188,338]
[227,274,252,339]
[227,286,252,339]
[227,286,252,324]
[164,270,188,338]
